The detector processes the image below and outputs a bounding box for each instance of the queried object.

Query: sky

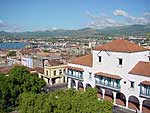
[0,0,150,32]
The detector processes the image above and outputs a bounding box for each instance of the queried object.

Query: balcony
[66,73,83,80]
[95,75,121,91]
[140,85,150,98]
[65,68,83,80]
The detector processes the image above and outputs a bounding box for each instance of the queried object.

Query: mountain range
[0,24,150,38]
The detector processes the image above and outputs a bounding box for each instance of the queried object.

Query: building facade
[39,60,67,85]
[65,39,150,113]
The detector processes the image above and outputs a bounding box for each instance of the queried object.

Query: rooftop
[94,39,149,53]
[19,48,42,55]
[70,54,92,67]
[29,67,44,74]
[95,72,122,79]
[140,81,150,86]
[45,59,64,66]
[0,66,13,74]
[66,66,84,72]
[129,61,150,77]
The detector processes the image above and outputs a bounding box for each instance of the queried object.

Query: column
[65,76,67,83]
[49,78,52,85]
[83,82,86,91]
[113,92,117,104]
[39,74,41,78]
[126,96,128,108]
[75,80,78,90]
[139,100,143,113]
[101,88,105,99]
[68,78,71,89]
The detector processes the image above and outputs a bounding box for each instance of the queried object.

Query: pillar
[83,82,86,91]
[49,78,52,85]
[75,80,78,90]
[139,100,143,113]
[101,88,105,99]
[126,96,128,108]
[68,78,71,89]
[65,76,67,83]
[39,74,41,78]
[113,92,117,104]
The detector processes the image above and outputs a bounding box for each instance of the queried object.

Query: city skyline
[0,0,149,32]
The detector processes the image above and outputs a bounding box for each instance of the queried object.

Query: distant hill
[0,24,150,38]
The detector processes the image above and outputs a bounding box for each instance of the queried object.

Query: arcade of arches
[68,78,150,113]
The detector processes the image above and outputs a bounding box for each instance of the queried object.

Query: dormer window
[99,56,101,62]
[119,58,123,65]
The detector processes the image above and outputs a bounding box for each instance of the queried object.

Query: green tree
[43,49,49,53]
[8,51,16,56]
[0,65,46,112]
[18,88,113,113]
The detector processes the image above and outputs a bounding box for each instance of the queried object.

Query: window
[131,81,135,88]
[148,56,150,61]
[89,72,92,78]
[99,56,101,62]
[59,69,62,75]
[63,69,66,73]
[46,70,48,75]
[53,70,56,76]
[119,58,123,65]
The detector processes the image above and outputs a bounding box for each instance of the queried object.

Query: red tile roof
[94,39,149,53]
[29,67,44,74]
[66,66,84,72]
[44,59,64,67]
[0,66,13,74]
[129,61,150,77]
[70,54,92,67]
[20,48,42,55]
[140,81,150,85]
[95,72,122,79]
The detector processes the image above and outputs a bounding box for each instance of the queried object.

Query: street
[42,83,68,92]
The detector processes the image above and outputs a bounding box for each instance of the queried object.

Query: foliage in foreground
[19,88,113,113]
[0,65,46,112]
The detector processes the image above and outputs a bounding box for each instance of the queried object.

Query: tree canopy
[0,65,113,113]
[0,65,46,112]
[19,88,113,113]
[8,51,16,56]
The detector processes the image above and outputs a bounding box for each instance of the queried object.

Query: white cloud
[87,12,125,29]
[113,9,128,17]
[144,12,150,16]
[127,16,149,24]
[0,19,22,32]
[113,9,150,25]
[86,10,150,29]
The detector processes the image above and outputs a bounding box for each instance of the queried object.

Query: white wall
[68,50,150,101]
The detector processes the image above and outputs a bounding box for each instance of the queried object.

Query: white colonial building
[65,39,150,113]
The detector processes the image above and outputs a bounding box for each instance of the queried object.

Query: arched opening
[71,79,76,88]
[116,92,126,106]
[96,86,102,98]
[128,96,139,111]
[86,84,92,89]
[78,81,84,91]
[104,89,113,101]
[142,100,150,113]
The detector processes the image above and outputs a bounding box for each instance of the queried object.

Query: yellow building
[39,60,67,85]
